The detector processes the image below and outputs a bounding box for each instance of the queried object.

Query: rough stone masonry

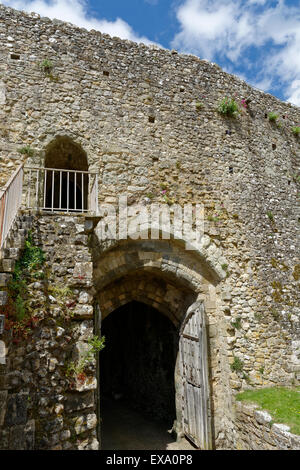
[0,4,299,450]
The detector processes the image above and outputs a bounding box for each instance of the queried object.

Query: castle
[0,4,299,450]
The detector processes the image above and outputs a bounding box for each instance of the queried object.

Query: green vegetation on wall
[0,232,45,342]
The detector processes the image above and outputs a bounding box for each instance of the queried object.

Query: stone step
[0,259,15,273]
[0,291,8,306]
[0,273,12,288]
[15,220,31,229]
[7,227,27,238]
[4,237,22,250]
[0,247,21,260]
[21,215,33,224]
[19,223,31,232]
[12,228,27,237]
[3,226,28,250]
[10,235,26,250]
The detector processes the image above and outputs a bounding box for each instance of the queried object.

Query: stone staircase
[0,212,33,309]
[0,212,34,445]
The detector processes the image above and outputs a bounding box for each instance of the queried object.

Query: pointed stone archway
[92,235,229,450]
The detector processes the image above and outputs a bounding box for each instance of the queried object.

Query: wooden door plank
[179,301,212,450]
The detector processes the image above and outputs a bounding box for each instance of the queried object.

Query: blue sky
[2,0,300,106]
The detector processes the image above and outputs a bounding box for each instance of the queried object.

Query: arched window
[44,136,89,212]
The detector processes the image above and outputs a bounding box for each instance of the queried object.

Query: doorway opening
[44,136,89,211]
[100,301,179,450]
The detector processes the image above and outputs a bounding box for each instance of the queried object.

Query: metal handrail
[26,166,98,175]
[0,164,24,250]
[24,166,99,215]
[0,164,99,251]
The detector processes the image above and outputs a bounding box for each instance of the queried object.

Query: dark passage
[100,301,178,449]
[45,171,88,211]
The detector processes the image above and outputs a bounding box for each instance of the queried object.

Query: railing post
[27,169,32,208]
[35,169,39,209]
[95,174,99,215]
[74,172,77,212]
[59,171,62,210]
[43,169,47,210]
[51,170,54,211]
[67,171,69,212]
[88,172,90,212]
[0,193,6,249]
[81,173,84,213]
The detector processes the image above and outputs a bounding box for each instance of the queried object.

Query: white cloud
[1,0,158,45]
[287,80,300,107]
[172,0,300,106]
[250,77,273,93]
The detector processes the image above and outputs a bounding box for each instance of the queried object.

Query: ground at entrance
[101,398,196,451]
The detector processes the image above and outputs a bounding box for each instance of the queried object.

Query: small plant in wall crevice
[231,316,242,330]
[292,126,300,136]
[218,97,239,117]
[230,355,244,373]
[207,214,219,222]
[40,59,53,73]
[268,112,279,123]
[221,263,228,272]
[242,372,251,384]
[40,59,59,82]
[66,335,106,383]
[17,145,34,158]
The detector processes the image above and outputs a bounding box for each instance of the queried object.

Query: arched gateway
[92,234,228,449]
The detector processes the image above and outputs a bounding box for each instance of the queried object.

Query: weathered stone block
[4,392,28,426]
[73,376,97,392]
[0,340,6,365]
[0,273,12,287]
[74,413,97,435]
[254,409,272,426]
[0,258,15,272]
[44,416,64,433]
[73,304,93,319]
[65,391,94,412]
[290,434,300,450]
[0,291,8,306]
[0,390,7,426]
[9,425,26,450]
[73,262,93,281]
[24,419,35,450]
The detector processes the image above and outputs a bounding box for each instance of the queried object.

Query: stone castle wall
[0,4,299,450]
[235,401,300,450]
[0,212,98,450]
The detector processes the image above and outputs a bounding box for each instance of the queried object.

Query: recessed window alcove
[44,136,89,212]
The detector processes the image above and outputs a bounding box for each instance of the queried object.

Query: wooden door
[179,301,212,449]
